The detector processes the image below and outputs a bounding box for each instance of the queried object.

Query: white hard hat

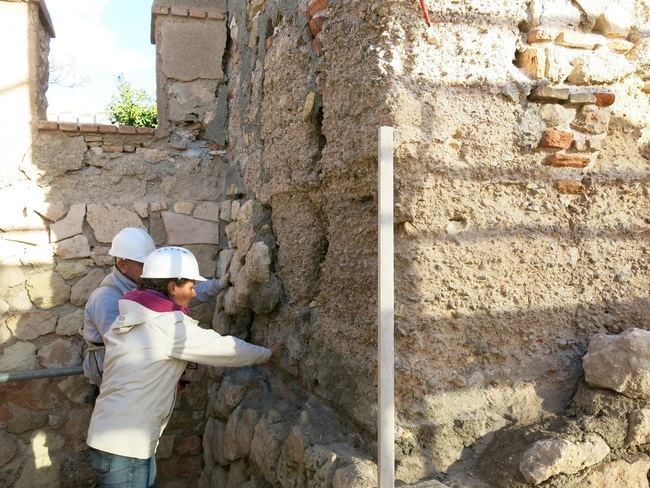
[141,246,206,281]
[108,228,156,263]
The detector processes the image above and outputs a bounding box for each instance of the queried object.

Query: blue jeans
[89,447,156,487]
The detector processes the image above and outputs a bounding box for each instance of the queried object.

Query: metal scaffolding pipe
[378,126,395,487]
[0,365,84,383]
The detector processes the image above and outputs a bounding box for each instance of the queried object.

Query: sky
[45,0,156,120]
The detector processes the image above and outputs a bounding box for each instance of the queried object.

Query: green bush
[106,74,157,128]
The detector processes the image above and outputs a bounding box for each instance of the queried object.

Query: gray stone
[25,271,70,309]
[203,417,227,467]
[583,328,650,399]
[626,409,650,446]
[6,310,58,340]
[250,409,292,485]
[216,249,234,278]
[70,268,108,307]
[160,20,226,80]
[54,260,91,280]
[26,131,85,177]
[193,202,221,222]
[49,203,86,242]
[249,274,282,314]
[0,342,36,372]
[227,459,248,488]
[7,406,48,434]
[54,235,91,259]
[56,308,84,336]
[37,338,82,368]
[0,267,26,289]
[0,432,17,468]
[57,374,90,404]
[31,202,68,223]
[224,405,259,461]
[333,459,378,488]
[204,84,228,145]
[161,212,220,245]
[211,465,228,487]
[156,435,175,460]
[519,434,610,484]
[87,204,145,243]
[242,242,270,284]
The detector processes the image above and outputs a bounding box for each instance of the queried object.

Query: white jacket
[86,298,271,459]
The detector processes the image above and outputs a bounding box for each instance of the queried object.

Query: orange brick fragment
[593,92,615,107]
[555,180,585,194]
[545,153,590,168]
[539,129,573,149]
[308,11,328,36]
[308,0,328,18]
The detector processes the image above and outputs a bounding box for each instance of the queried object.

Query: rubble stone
[6,310,58,340]
[519,434,610,484]
[53,235,91,259]
[0,342,36,372]
[583,328,650,399]
[37,338,82,368]
[70,268,108,307]
[626,409,650,446]
[49,204,86,242]
[25,271,70,309]
[86,204,144,243]
[161,212,220,244]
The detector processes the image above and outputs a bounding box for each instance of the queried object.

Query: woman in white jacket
[86,246,278,487]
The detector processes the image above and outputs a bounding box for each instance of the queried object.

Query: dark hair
[139,278,192,297]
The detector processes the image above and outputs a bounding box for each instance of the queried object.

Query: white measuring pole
[378,126,395,488]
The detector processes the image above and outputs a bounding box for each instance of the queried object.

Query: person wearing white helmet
[82,228,226,389]
[86,246,281,487]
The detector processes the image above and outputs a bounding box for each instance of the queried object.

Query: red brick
[37,120,58,130]
[58,122,79,132]
[174,435,202,455]
[555,180,585,194]
[136,127,156,135]
[78,123,99,133]
[170,6,188,16]
[98,124,118,133]
[307,0,328,18]
[117,125,137,135]
[206,8,225,20]
[593,92,615,107]
[539,128,573,149]
[545,153,590,168]
[188,8,206,19]
[308,11,328,37]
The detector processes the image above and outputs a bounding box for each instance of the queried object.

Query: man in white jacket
[87,247,279,487]
[83,228,226,388]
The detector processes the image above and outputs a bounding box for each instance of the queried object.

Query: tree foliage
[106,75,157,128]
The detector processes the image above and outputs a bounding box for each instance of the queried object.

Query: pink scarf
[123,289,189,315]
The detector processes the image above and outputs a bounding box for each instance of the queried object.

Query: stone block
[583,328,650,399]
[98,124,118,133]
[25,272,70,309]
[49,203,86,242]
[161,212,219,245]
[37,337,82,368]
[56,307,84,336]
[555,180,585,194]
[136,127,155,134]
[555,31,602,49]
[519,435,610,484]
[568,92,596,105]
[86,204,144,243]
[0,342,36,372]
[58,122,78,132]
[571,105,610,134]
[117,125,137,135]
[539,129,573,149]
[595,3,632,38]
[529,86,569,102]
[31,201,68,222]
[160,21,226,81]
[193,202,220,221]
[6,310,58,340]
[545,153,590,168]
[70,268,108,307]
[173,201,195,215]
[53,235,91,259]
[626,409,650,446]
[78,123,99,133]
